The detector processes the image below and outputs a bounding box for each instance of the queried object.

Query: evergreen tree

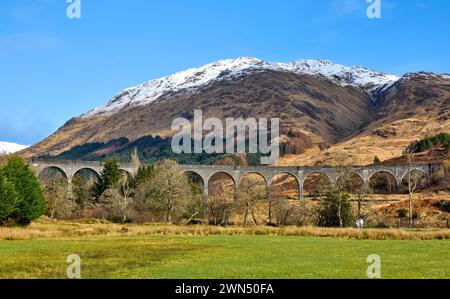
[316,186,353,227]
[133,165,156,188]
[1,157,46,225]
[0,173,19,225]
[94,157,121,198]
[72,173,94,208]
[373,155,381,164]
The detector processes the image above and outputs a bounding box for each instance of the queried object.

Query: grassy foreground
[0,223,449,278]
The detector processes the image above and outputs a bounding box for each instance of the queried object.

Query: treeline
[411,132,450,153]
[38,135,264,166]
[42,157,374,228]
[44,157,203,224]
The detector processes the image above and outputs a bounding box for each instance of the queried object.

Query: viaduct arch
[30,159,437,204]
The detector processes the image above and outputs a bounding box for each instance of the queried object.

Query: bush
[434,200,450,213]
[0,157,46,225]
[397,209,408,218]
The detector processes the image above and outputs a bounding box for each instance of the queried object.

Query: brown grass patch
[1,219,449,241]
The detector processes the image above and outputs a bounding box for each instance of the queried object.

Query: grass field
[0,233,449,279]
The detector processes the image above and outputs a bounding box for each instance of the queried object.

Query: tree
[316,185,353,227]
[207,196,234,226]
[117,172,133,222]
[316,160,355,228]
[272,198,295,226]
[44,177,72,219]
[94,157,121,198]
[397,209,408,227]
[134,160,195,223]
[133,165,156,188]
[131,147,141,173]
[207,175,235,226]
[72,173,95,209]
[404,150,427,227]
[0,173,19,225]
[238,176,267,226]
[354,185,373,219]
[1,157,46,225]
[373,155,381,164]
[182,177,203,224]
[98,188,130,222]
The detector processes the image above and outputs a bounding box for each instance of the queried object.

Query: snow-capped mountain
[84,57,400,118]
[0,142,29,155]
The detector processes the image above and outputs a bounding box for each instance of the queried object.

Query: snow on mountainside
[0,142,29,155]
[83,57,400,118]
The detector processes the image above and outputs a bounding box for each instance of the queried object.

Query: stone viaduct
[29,158,437,203]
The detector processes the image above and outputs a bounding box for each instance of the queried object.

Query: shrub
[434,200,450,213]
[397,209,408,218]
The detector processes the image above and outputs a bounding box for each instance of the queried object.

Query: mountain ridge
[83,57,400,118]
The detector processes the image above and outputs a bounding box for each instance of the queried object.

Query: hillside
[21,58,450,165]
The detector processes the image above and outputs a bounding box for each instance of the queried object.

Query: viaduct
[29,158,437,203]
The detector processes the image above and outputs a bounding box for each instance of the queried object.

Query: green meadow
[0,234,448,279]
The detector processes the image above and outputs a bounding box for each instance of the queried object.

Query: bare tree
[272,198,295,226]
[238,175,267,226]
[354,184,373,219]
[131,147,141,173]
[208,196,234,226]
[44,178,73,219]
[404,151,427,227]
[134,160,194,223]
[207,175,236,226]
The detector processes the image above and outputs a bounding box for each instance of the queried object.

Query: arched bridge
[30,158,437,202]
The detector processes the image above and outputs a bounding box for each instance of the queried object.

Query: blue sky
[0,0,449,145]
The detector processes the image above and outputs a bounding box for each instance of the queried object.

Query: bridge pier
[67,180,73,200]
[299,184,304,201]
[202,183,209,219]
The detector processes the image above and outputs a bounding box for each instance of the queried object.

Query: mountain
[22,58,450,165]
[0,142,29,155]
[83,58,398,118]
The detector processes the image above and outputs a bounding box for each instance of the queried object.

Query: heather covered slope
[23,70,376,158]
[277,73,450,166]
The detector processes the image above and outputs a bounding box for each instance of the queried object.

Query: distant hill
[0,142,28,155]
